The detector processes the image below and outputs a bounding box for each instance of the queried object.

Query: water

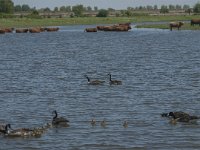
[0,25,200,150]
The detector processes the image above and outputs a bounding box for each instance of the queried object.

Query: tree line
[1,0,200,17]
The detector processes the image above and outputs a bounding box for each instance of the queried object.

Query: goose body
[52,110,69,127]
[101,119,106,127]
[85,75,105,85]
[108,73,122,85]
[91,119,96,126]
[162,111,199,123]
[123,121,128,128]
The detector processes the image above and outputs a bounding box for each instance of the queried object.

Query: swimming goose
[2,124,39,137]
[52,110,69,127]
[85,75,105,85]
[123,121,128,128]
[108,73,122,85]
[168,112,199,120]
[91,119,96,126]
[101,119,106,127]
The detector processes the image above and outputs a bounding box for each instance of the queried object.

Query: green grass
[136,22,200,30]
[1,15,200,29]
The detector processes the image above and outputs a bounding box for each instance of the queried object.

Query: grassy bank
[0,15,200,28]
[136,22,200,30]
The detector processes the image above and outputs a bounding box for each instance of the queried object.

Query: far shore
[0,16,200,30]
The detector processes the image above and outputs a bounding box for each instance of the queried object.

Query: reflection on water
[0,26,200,149]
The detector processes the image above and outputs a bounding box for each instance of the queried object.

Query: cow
[4,28,14,33]
[0,29,5,34]
[15,28,29,33]
[191,19,200,26]
[169,22,184,31]
[29,28,41,33]
[45,27,59,32]
[85,28,97,32]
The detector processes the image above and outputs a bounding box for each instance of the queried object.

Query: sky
[13,0,199,10]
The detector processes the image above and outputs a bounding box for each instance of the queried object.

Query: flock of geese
[0,73,199,138]
[85,73,122,85]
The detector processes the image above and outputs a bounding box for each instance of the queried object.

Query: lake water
[0,25,200,150]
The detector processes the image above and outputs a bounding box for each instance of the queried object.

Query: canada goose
[2,124,40,137]
[123,121,128,128]
[108,73,122,85]
[91,119,96,126]
[52,110,69,127]
[168,112,199,120]
[101,119,106,127]
[84,75,105,85]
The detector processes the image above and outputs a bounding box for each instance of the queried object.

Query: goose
[100,119,106,127]
[91,119,96,126]
[2,124,38,137]
[108,73,122,85]
[84,75,105,85]
[52,110,69,127]
[168,112,199,120]
[123,121,128,128]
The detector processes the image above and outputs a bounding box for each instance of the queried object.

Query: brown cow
[169,22,184,31]
[4,28,14,33]
[85,28,97,32]
[191,19,200,26]
[0,29,5,34]
[45,27,59,32]
[15,28,29,33]
[29,28,41,33]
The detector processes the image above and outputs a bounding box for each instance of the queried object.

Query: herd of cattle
[0,27,59,34]
[0,19,200,34]
[85,23,132,32]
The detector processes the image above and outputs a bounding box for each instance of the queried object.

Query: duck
[52,110,69,127]
[91,119,96,126]
[123,121,128,128]
[100,119,106,127]
[84,75,105,85]
[108,73,122,85]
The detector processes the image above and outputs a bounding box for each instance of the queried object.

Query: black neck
[109,74,112,81]
[86,76,90,82]
[53,111,57,119]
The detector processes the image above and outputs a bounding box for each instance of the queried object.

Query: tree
[87,6,92,12]
[193,2,200,13]
[183,5,190,10]
[72,5,84,17]
[43,7,51,12]
[60,6,66,12]
[146,5,153,10]
[153,5,158,10]
[96,9,108,17]
[0,0,14,13]
[169,4,175,10]
[175,5,182,10]
[14,5,22,12]
[66,6,71,12]
[160,5,169,14]
[54,7,58,12]
[125,10,132,17]
[22,4,30,11]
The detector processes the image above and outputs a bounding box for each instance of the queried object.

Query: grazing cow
[15,28,29,33]
[169,22,184,31]
[191,19,200,26]
[85,28,97,32]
